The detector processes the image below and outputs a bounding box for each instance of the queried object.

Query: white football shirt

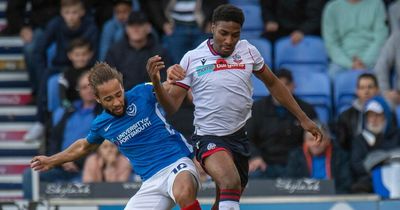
[175,39,265,136]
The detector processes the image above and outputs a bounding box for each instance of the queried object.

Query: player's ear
[211,23,215,34]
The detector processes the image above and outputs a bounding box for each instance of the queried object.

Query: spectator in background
[286,124,352,194]
[83,141,131,183]
[22,72,97,199]
[0,0,59,98]
[59,38,94,109]
[389,0,400,32]
[374,32,400,106]
[351,96,400,193]
[336,73,381,151]
[105,11,171,90]
[246,69,317,178]
[162,0,209,63]
[24,0,99,141]
[322,0,388,78]
[260,0,326,44]
[98,0,132,61]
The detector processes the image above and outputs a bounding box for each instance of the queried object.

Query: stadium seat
[47,73,61,112]
[238,5,263,39]
[275,36,328,73]
[293,72,332,124]
[251,74,269,101]
[247,38,272,67]
[334,70,368,114]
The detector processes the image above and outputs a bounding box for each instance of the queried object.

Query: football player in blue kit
[31,63,202,210]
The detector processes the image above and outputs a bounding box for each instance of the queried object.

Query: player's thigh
[203,150,241,188]
[167,157,200,202]
[124,188,174,210]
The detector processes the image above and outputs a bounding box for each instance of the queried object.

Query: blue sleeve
[86,122,105,144]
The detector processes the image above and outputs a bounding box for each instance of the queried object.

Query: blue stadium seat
[293,72,332,124]
[237,5,263,39]
[247,38,272,67]
[251,74,269,101]
[47,73,61,112]
[275,36,328,73]
[334,70,368,114]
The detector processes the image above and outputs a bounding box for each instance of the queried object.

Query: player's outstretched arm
[254,65,323,143]
[31,138,100,172]
[147,55,187,115]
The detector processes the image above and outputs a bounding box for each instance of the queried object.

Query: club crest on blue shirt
[127,103,137,117]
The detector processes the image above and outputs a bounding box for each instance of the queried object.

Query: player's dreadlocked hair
[212,4,244,27]
[88,62,123,96]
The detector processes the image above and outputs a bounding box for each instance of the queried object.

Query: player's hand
[300,118,322,143]
[62,162,79,173]
[167,64,186,83]
[249,157,267,173]
[31,156,54,172]
[146,55,165,83]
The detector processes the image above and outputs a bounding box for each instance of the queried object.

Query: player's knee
[217,174,241,190]
[175,184,197,207]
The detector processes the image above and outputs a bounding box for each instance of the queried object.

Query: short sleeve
[128,83,156,104]
[248,43,265,72]
[86,123,105,144]
[175,52,192,90]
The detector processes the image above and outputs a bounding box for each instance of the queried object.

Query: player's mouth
[114,106,124,114]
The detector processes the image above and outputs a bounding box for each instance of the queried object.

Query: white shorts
[124,157,200,210]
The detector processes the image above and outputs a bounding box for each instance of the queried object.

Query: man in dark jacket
[336,73,390,151]
[246,69,317,178]
[286,124,352,194]
[260,0,326,43]
[105,11,171,90]
[351,96,400,193]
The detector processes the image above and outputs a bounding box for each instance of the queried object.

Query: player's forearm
[153,81,181,115]
[48,139,97,167]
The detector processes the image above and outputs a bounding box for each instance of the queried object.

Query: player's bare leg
[204,151,241,210]
[173,171,201,210]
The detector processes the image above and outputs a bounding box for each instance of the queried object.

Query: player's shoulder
[91,110,113,131]
[237,39,256,51]
[183,39,209,57]
[126,82,153,94]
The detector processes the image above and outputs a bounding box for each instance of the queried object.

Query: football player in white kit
[147,4,323,210]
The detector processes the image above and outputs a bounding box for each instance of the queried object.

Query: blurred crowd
[1,0,400,198]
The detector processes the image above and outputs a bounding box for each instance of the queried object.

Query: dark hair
[61,0,83,8]
[357,73,379,89]
[212,4,244,26]
[127,11,149,25]
[113,0,132,6]
[67,38,93,53]
[88,62,123,96]
[275,68,293,83]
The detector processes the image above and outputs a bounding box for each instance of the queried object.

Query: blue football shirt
[86,83,193,180]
